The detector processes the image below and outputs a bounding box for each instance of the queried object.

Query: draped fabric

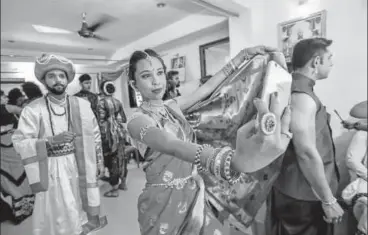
[1,104,35,224]
[184,52,288,232]
[129,101,229,235]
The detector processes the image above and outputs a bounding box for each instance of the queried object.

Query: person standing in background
[167,70,181,97]
[98,81,128,197]
[270,38,343,235]
[74,74,100,119]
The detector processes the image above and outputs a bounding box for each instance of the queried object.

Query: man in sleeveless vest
[12,54,105,235]
[270,38,343,235]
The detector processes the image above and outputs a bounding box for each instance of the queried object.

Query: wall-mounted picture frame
[170,55,186,82]
[278,10,327,63]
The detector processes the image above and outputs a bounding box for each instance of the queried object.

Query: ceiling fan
[32,12,117,41]
[77,12,117,41]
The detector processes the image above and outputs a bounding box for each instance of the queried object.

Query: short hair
[79,74,92,83]
[22,82,43,100]
[291,38,333,70]
[167,70,179,80]
[8,88,23,105]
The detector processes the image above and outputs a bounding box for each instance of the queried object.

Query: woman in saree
[127,46,292,235]
[0,90,35,224]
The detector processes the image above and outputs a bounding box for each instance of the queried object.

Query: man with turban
[74,73,99,119]
[12,54,106,235]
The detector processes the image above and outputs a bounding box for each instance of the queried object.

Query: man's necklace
[45,95,71,136]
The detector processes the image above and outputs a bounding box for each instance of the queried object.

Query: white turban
[34,54,76,83]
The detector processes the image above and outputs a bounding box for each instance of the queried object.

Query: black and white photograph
[0,1,366,235]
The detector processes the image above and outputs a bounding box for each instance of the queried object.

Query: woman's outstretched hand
[233,92,292,173]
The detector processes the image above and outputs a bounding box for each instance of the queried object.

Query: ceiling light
[156,2,166,8]
[32,24,73,34]
[8,40,15,43]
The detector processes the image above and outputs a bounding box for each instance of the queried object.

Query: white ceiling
[1,0,205,59]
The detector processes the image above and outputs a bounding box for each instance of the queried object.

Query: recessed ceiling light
[8,40,15,43]
[32,24,73,34]
[156,2,166,8]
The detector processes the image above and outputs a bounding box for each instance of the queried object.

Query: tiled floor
[1,165,145,235]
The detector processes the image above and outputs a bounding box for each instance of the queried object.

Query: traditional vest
[274,73,340,201]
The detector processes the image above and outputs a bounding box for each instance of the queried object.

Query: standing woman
[127,46,292,234]
[0,90,35,224]
[98,81,128,197]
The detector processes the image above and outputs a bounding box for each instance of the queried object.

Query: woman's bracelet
[194,144,244,185]
[220,148,233,180]
[321,197,337,206]
[194,144,212,173]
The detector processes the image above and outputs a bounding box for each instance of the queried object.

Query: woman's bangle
[220,149,234,180]
[194,144,211,173]
[321,197,337,206]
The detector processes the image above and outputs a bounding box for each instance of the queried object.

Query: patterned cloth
[0,104,35,224]
[98,95,127,186]
[128,101,228,235]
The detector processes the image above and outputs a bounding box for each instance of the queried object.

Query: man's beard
[176,82,180,88]
[46,84,67,95]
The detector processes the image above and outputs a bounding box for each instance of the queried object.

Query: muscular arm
[290,93,335,202]
[345,131,367,181]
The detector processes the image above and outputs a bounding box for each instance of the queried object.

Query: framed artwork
[278,10,327,63]
[171,56,186,69]
[170,55,186,82]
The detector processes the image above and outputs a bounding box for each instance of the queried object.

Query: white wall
[229,0,367,137]
[158,24,229,96]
